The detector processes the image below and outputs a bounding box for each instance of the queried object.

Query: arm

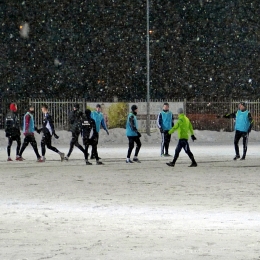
[101,117,108,131]
[156,113,162,129]
[24,114,31,134]
[47,114,55,134]
[172,114,174,127]
[129,115,137,132]
[168,120,180,134]
[248,112,254,132]
[223,112,236,119]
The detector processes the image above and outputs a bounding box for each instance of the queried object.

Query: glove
[159,128,164,133]
[137,131,142,138]
[35,126,41,134]
[191,135,197,142]
[54,133,59,139]
[106,130,109,135]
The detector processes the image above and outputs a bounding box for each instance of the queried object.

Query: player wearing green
[166,108,197,167]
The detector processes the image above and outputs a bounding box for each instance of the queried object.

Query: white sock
[126,158,130,162]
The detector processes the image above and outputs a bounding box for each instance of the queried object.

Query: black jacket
[81,115,98,141]
[5,110,20,137]
[42,113,55,135]
[69,109,82,133]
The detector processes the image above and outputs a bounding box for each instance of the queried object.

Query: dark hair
[163,102,169,106]
[74,103,80,109]
[96,104,101,108]
[42,104,48,109]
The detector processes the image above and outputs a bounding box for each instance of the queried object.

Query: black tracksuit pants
[161,131,171,155]
[172,139,196,164]
[234,130,248,157]
[41,132,60,156]
[67,132,85,157]
[127,136,142,158]
[7,135,21,157]
[19,135,41,159]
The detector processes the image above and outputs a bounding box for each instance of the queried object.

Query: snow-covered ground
[0,129,260,260]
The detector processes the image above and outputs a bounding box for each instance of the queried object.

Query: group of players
[4,101,253,167]
[4,103,108,165]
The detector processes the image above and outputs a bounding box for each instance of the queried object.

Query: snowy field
[0,129,260,260]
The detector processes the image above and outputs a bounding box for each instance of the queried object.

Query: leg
[67,133,77,157]
[161,132,165,155]
[16,136,21,157]
[127,137,135,160]
[241,132,249,159]
[164,132,171,155]
[234,131,242,159]
[183,140,197,166]
[29,136,41,159]
[7,137,13,157]
[19,136,30,157]
[73,133,85,154]
[172,140,183,164]
[45,133,59,153]
[91,133,99,158]
[134,137,142,157]
[41,135,47,157]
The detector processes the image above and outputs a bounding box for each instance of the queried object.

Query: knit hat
[131,104,138,112]
[10,103,17,112]
[177,108,184,114]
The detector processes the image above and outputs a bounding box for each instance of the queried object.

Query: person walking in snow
[5,103,21,161]
[166,108,197,167]
[17,105,43,162]
[126,104,142,163]
[81,109,103,165]
[64,103,85,160]
[223,102,253,160]
[90,104,109,159]
[157,102,174,156]
[36,104,65,162]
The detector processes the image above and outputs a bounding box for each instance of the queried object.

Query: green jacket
[168,113,194,140]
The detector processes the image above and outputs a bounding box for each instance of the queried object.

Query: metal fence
[186,100,260,131]
[1,99,259,131]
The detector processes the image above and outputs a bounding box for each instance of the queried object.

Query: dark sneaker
[64,156,69,161]
[7,158,13,161]
[166,162,175,167]
[86,160,92,165]
[96,161,103,165]
[240,156,246,160]
[126,160,133,163]
[59,153,65,162]
[133,158,141,163]
[164,154,171,157]
[189,162,197,167]
[233,155,240,160]
[16,157,24,161]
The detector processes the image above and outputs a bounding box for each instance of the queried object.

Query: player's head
[29,105,34,113]
[41,104,48,113]
[131,104,138,114]
[10,103,17,112]
[163,102,169,111]
[177,108,184,114]
[239,102,246,111]
[96,104,101,112]
[85,109,91,118]
[73,103,79,110]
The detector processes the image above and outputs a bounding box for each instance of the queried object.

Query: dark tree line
[1,0,260,100]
